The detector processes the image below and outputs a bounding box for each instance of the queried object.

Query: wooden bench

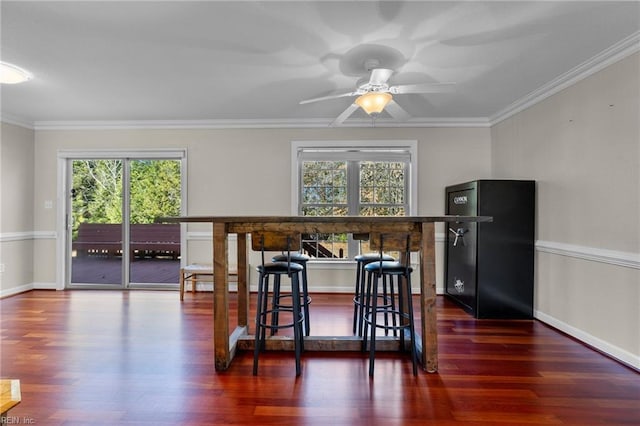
[131,223,180,259]
[73,223,181,258]
[180,264,238,301]
[73,223,122,257]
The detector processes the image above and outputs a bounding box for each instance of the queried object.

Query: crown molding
[490,31,640,126]
[0,113,34,130]
[31,117,490,131]
[336,117,491,128]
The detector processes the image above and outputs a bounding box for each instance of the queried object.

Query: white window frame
[291,140,418,260]
[56,149,187,290]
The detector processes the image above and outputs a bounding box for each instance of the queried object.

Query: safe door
[445,188,477,314]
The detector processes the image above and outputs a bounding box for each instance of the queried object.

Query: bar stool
[362,232,419,377]
[252,231,305,376]
[271,251,312,336]
[353,246,395,336]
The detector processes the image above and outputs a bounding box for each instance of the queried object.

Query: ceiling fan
[300,61,455,126]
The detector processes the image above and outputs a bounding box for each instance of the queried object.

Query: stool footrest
[257,311,305,329]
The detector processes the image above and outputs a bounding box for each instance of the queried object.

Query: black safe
[444,180,535,319]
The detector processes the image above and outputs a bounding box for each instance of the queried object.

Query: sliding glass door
[67,153,184,288]
[128,159,182,286]
[70,159,124,286]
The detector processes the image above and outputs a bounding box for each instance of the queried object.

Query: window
[292,141,417,259]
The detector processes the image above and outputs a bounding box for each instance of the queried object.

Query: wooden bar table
[161,215,491,373]
[0,379,21,417]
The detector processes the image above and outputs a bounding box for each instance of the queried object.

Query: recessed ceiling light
[0,61,33,84]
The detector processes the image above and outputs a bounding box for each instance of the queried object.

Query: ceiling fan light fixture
[0,61,33,84]
[355,91,392,115]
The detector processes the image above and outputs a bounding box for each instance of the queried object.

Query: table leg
[420,222,438,372]
[213,222,230,370]
[236,233,249,330]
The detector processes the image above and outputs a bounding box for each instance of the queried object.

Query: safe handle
[448,227,468,247]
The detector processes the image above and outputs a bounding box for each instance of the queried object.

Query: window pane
[359,161,405,215]
[302,187,320,204]
[302,161,346,205]
[301,232,348,259]
[300,155,408,258]
[360,206,405,216]
[390,186,404,204]
[302,206,347,216]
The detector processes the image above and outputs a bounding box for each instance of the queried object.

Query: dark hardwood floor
[1,290,638,425]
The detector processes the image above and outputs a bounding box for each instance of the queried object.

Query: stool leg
[253,271,267,375]
[397,275,406,349]
[405,275,418,376]
[368,272,379,377]
[291,273,303,376]
[361,269,373,352]
[353,261,362,334]
[382,274,389,336]
[390,275,398,337]
[301,265,311,336]
[271,275,281,335]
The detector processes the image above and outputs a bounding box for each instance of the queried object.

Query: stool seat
[355,253,395,262]
[257,262,304,274]
[272,253,311,263]
[364,261,413,275]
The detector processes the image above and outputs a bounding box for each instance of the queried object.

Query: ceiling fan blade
[369,68,393,86]
[329,103,359,127]
[390,82,456,94]
[385,100,410,122]
[299,91,356,105]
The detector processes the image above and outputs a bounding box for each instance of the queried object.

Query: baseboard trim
[34,282,59,290]
[0,283,34,298]
[535,309,639,371]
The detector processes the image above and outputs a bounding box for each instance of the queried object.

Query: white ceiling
[1,1,639,128]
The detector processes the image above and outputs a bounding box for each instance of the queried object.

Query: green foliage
[72,160,123,229]
[71,159,181,237]
[130,160,181,224]
[302,161,347,204]
[301,160,405,213]
[300,159,407,258]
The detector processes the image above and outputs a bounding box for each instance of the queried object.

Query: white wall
[30,127,491,292]
[0,122,36,296]
[491,52,640,369]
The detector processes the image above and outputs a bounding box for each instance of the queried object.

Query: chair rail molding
[535,240,640,270]
[0,231,57,242]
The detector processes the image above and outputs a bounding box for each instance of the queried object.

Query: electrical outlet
[44,200,53,209]
[0,263,5,273]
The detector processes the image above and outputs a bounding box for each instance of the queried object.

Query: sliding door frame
[56,149,187,290]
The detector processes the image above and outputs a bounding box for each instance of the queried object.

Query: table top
[0,379,21,413]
